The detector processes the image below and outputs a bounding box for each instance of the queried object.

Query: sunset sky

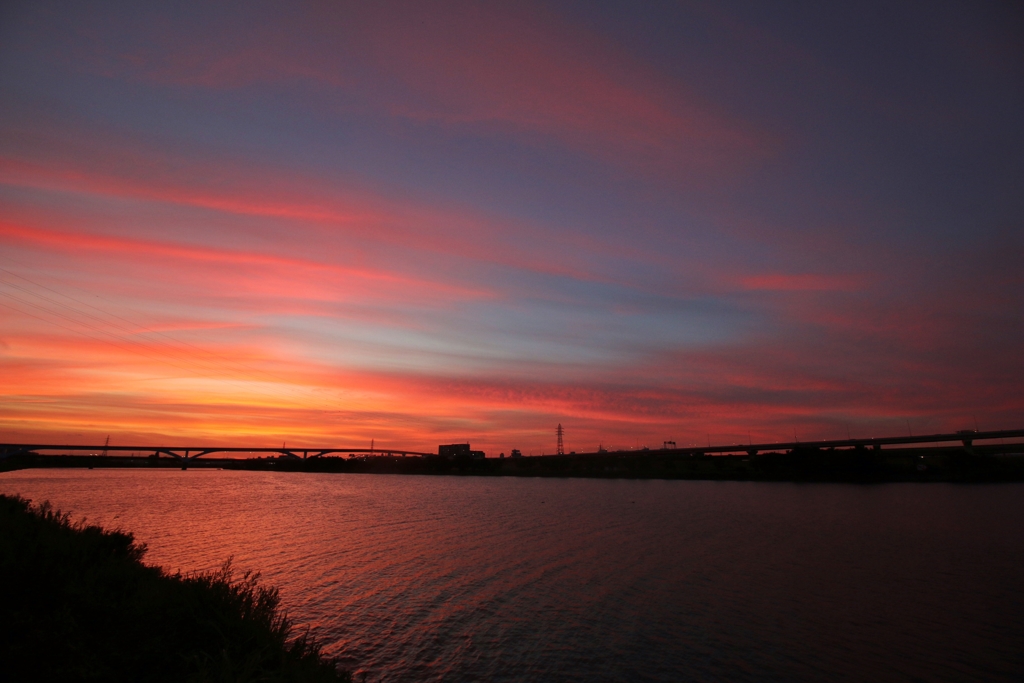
[1,1,1021,455]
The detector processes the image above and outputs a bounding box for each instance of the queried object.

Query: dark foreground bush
[0,494,349,682]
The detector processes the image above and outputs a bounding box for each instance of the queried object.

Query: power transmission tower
[556,424,564,455]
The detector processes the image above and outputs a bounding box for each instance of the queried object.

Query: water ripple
[2,471,1023,682]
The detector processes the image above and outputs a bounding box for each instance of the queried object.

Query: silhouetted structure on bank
[4,428,1024,483]
[437,443,485,460]
[3,429,1024,463]
[7,440,1024,483]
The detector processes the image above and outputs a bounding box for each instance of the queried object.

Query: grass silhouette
[0,494,349,682]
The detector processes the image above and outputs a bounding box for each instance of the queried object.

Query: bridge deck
[3,429,1023,461]
[0,444,434,460]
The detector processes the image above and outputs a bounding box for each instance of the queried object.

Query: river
[2,469,1022,682]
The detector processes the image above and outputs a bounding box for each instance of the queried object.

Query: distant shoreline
[5,444,1024,483]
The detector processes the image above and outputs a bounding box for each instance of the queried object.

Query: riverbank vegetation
[0,494,349,682]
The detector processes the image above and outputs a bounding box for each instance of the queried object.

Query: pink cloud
[60,1,771,179]
[738,272,865,292]
[346,3,766,167]
[0,140,664,296]
[0,219,488,309]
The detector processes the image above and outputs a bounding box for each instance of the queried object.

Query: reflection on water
[2,469,1023,682]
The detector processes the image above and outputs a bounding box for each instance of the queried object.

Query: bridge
[614,428,1024,457]
[2,429,1023,466]
[0,443,434,465]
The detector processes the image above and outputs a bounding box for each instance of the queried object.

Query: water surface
[2,469,1022,682]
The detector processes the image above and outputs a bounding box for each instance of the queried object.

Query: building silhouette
[438,443,485,459]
